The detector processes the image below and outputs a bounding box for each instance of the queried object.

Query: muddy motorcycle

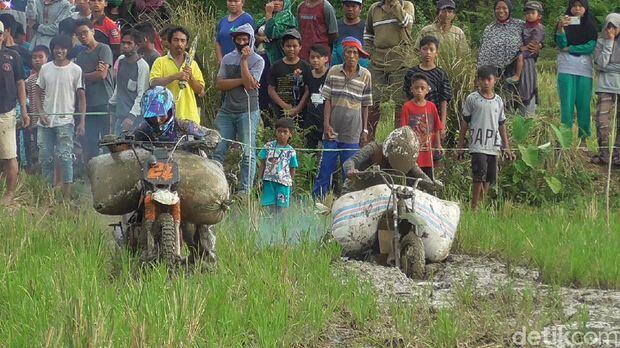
[100,135,216,268]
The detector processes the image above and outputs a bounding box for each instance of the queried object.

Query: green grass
[456,199,620,289]
[0,179,381,346]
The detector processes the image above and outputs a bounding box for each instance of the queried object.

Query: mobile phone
[568,16,580,25]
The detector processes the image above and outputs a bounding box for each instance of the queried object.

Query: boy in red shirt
[400,73,443,179]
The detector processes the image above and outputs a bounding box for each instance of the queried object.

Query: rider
[343,126,443,194]
[133,86,221,264]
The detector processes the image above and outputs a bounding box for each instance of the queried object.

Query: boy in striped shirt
[312,37,372,198]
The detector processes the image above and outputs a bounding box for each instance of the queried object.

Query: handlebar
[99,135,213,152]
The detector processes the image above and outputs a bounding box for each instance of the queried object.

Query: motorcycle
[100,135,217,268]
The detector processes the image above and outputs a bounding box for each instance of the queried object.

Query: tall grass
[456,199,620,289]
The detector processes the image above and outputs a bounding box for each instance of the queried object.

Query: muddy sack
[331,184,460,262]
[88,148,229,225]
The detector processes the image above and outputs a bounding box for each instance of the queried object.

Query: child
[507,1,545,84]
[403,36,452,137]
[592,13,620,165]
[400,74,443,179]
[303,44,330,148]
[555,0,598,139]
[457,65,515,210]
[267,28,311,119]
[258,117,299,214]
[34,35,86,199]
[23,45,50,173]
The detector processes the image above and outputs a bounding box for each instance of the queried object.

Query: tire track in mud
[337,254,620,347]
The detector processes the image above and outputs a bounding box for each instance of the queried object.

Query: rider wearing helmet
[133,86,220,147]
[343,127,443,194]
[132,86,221,264]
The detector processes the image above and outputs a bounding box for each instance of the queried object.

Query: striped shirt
[403,66,452,107]
[364,1,415,52]
[321,64,373,144]
[26,72,43,123]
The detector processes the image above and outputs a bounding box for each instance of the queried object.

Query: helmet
[141,86,176,135]
[383,127,420,174]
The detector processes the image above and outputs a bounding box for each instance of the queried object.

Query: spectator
[331,0,369,68]
[90,0,120,59]
[312,37,372,198]
[592,13,620,165]
[403,36,452,136]
[399,73,443,180]
[71,0,91,19]
[158,24,172,53]
[26,0,72,48]
[0,13,31,71]
[457,65,515,210]
[0,20,29,205]
[133,21,160,68]
[297,0,338,60]
[23,45,50,173]
[415,0,469,57]
[128,0,171,25]
[477,0,526,73]
[150,25,205,124]
[505,1,545,118]
[0,0,27,34]
[34,35,85,199]
[215,0,254,63]
[255,0,297,111]
[109,29,149,135]
[267,29,311,120]
[258,117,298,214]
[555,0,598,139]
[303,44,329,148]
[74,18,113,161]
[364,0,414,136]
[13,25,29,50]
[58,17,84,60]
[105,0,132,30]
[213,24,264,197]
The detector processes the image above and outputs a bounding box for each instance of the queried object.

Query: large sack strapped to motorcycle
[331,184,460,262]
[88,148,229,225]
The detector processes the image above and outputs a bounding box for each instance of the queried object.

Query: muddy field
[335,255,620,347]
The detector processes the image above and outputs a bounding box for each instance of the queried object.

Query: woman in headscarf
[255,0,297,112]
[477,0,524,74]
[592,13,620,164]
[555,0,598,139]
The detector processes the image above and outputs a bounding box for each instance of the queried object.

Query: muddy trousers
[557,73,593,138]
[595,93,620,161]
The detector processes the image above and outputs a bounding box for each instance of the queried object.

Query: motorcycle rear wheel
[158,213,178,269]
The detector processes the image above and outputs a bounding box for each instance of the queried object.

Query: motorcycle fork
[145,193,183,255]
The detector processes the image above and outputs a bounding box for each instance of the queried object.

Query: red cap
[342,37,370,58]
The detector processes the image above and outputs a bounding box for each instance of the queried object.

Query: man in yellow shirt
[150,26,205,124]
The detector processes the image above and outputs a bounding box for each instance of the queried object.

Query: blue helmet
[141,86,176,135]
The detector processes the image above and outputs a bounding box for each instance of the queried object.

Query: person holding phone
[555,0,598,139]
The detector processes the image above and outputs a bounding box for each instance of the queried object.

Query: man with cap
[342,126,442,194]
[312,36,372,198]
[332,0,369,68]
[0,20,29,205]
[415,0,469,57]
[213,23,265,198]
[364,0,415,137]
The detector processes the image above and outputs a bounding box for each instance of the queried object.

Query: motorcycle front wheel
[158,213,178,269]
[400,232,426,279]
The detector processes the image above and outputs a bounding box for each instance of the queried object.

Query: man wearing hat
[415,0,469,57]
[213,23,265,197]
[332,0,369,67]
[0,20,29,204]
[313,36,372,198]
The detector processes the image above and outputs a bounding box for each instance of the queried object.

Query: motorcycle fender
[152,189,180,206]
